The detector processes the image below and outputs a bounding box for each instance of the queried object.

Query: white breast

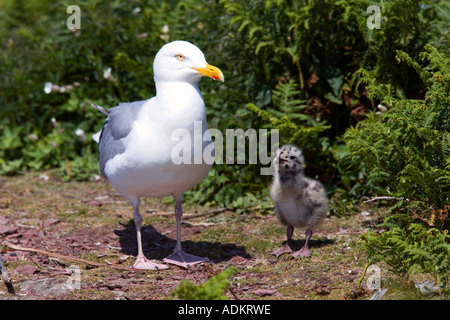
[104,82,214,200]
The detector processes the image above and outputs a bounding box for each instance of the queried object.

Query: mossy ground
[0,171,440,300]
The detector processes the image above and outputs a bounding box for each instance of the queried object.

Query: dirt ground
[0,171,428,300]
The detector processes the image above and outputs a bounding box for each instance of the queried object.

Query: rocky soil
[0,171,418,300]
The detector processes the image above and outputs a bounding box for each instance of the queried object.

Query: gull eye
[290,156,296,159]
[176,54,185,61]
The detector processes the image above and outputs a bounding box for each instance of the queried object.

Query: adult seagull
[92,40,224,269]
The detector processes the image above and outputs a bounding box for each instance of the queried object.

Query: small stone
[0,216,10,225]
[42,218,60,228]
[19,277,75,298]
[14,264,38,275]
[23,228,42,239]
[0,225,18,235]
[253,288,278,297]
[230,255,247,263]
[5,233,21,239]
[88,200,102,207]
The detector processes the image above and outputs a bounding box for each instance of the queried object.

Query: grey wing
[98,100,145,177]
[303,178,328,228]
[304,179,328,207]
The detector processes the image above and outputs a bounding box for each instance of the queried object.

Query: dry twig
[5,242,144,273]
[183,208,229,220]
[151,207,229,220]
[363,196,405,204]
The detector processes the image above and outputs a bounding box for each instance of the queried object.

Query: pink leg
[163,195,210,268]
[292,228,312,258]
[272,226,294,257]
[131,199,168,270]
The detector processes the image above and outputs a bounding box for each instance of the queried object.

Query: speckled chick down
[270,144,328,231]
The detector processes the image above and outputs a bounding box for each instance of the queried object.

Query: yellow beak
[191,64,224,82]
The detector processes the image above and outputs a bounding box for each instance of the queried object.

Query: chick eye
[290,156,296,159]
[176,54,185,61]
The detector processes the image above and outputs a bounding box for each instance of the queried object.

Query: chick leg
[272,225,294,257]
[292,228,312,258]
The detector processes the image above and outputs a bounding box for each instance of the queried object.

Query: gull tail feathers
[92,130,102,143]
[91,104,109,143]
[91,103,110,116]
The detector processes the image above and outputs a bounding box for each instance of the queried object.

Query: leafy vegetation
[345,44,449,211]
[349,44,449,292]
[172,266,237,300]
[360,214,450,295]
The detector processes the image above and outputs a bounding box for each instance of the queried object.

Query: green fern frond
[172,266,238,300]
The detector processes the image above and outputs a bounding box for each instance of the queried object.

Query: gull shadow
[279,237,336,252]
[114,220,251,263]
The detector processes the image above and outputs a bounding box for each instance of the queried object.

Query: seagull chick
[93,41,224,269]
[270,144,328,258]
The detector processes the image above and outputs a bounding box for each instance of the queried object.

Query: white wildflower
[103,67,116,82]
[44,82,53,94]
[27,133,38,141]
[75,128,87,142]
[103,67,112,79]
[160,24,170,41]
